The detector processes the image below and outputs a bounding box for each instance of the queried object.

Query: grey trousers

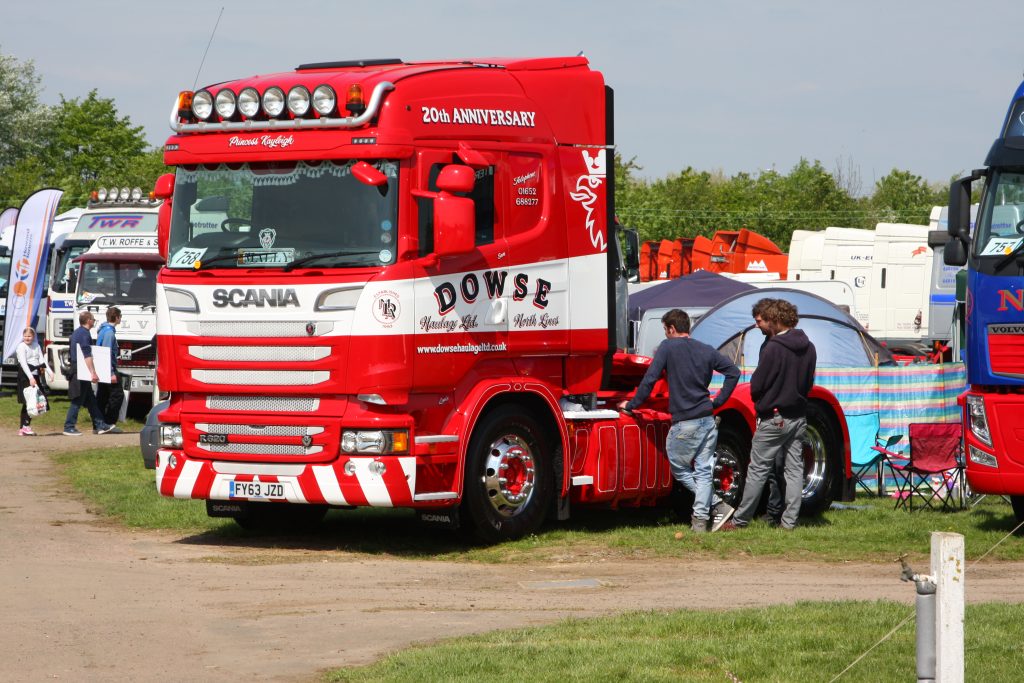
[735,415,807,529]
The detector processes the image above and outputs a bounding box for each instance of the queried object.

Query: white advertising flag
[4,189,63,360]
[0,207,18,238]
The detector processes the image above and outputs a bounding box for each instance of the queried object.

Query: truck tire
[233,502,328,532]
[460,405,553,544]
[1011,496,1024,536]
[798,402,842,517]
[714,423,751,509]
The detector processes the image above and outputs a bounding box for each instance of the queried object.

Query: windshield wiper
[996,240,1024,273]
[282,250,380,272]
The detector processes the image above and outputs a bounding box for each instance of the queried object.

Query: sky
[3,0,1023,191]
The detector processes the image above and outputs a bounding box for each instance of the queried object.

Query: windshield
[167,160,399,270]
[77,260,160,305]
[975,170,1024,257]
[51,243,89,294]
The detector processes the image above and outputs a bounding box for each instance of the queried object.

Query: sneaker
[711,502,736,532]
[18,426,32,436]
[63,427,84,436]
[717,520,747,532]
[760,514,781,528]
[691,517,708,534]
[97,424,123,435]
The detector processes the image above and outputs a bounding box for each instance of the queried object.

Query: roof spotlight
[96,188,108,202]
[288,86,311,117]
[312,85,336,116]
[130,187,143,202]
[191,90,214,120]
[238,87,260,118]
[118,187,131,202]
[262,86,286,118]
[215,89,237,119]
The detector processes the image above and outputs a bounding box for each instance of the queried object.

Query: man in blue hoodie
[618,309,741,533]
[722,298,817,531]
[96,306,124,427]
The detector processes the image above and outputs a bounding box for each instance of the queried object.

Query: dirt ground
[2,434,1023,682]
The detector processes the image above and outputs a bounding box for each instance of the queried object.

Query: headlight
[238,87,260,118]
[968,445,998,468]
[215,88,237,119]
[192,89,214,120]
[130,187,143,202]
[312,85,336,116]
[262,86,286,118]
[340,429,409,454]
[287,85,311,117]
[118,187,131,202]
[164,287,199,312]
[966,395,992,446]
[96,188,108,202]
[160,424,183,449]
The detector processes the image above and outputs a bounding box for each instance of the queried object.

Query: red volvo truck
[152,56,851,541]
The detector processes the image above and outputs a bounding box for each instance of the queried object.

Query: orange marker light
[177,91,195,119]
[346,84,365,115]
[390,430,409,453]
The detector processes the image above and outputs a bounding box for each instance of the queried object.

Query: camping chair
[846,413,903,497]
[886,423,965,512]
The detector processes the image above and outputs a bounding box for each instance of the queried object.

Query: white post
[931,532,964,683]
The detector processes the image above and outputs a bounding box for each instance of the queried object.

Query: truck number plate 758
[229,481,284,499]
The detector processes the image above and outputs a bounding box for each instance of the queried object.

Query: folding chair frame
[886,424,965,512]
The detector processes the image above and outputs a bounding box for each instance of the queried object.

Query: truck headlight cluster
[191,84,339,121]
[965,395,992,446]
[160,424,183,449]
[340,429,409,455]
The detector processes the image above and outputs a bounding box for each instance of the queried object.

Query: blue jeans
[64,381,107,431]
[666,416,718,521]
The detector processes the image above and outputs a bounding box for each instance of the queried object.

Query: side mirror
[157,200,171,260]
[623,227,640,272]
[944,237,967,266]
[412,164,477,259]
[152,173,175,200]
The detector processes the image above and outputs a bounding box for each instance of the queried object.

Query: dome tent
[628,270,755,324]
[690,288,894,367]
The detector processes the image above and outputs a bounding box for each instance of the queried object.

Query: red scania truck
[152,56,851,541]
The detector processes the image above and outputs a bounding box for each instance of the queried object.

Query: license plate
[2,358,15,366]
[229,481,285,499]
[199,433,228,444]
[130,377,153,390]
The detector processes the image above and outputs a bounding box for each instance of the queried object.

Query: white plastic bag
[35,389,48,415]
[24,386,40,417]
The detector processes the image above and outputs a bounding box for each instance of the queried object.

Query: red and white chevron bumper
[156,451,418,507]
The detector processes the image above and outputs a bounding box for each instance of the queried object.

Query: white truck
[72,233,161,404]
[45,192,161,391]
[866,222,934,353]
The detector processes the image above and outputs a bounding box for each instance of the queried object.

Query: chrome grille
[186,321,335,337]
[192,369,329,385]
[206,396,321,412]
[196,442,323,456]
[188,345,331,362]
[196,423,325,437]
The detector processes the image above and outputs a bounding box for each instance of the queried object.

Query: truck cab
[72,234,161,402]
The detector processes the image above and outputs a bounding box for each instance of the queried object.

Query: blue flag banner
[4,189,63,360]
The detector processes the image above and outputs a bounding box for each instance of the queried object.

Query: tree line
[615,156,952,250]
[0,50,163,212]
[2,48,952,246]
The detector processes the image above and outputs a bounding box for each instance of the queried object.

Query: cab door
[412,148,510,390]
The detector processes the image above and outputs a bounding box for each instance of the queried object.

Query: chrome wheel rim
[482,434,535,517]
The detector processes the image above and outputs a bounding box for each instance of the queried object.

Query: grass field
[52,442,1023,564]
[323,601,1023,682]
[0,387,146,434]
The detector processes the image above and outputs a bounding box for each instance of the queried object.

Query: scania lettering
[945,79,1024,527]
[211,288,300,308]
[153,57,852,541]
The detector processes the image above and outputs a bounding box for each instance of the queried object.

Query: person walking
[15,327,53,436]
[722,299,817,531]
[63,310,121,436]
[617,309,741,533]
[95,306,124,426]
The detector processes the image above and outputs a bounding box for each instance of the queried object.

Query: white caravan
[818,227,874,328]
[867,223,933,351]
[787,230,825,281]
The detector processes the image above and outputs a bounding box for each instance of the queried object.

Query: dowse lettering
[212,288,300,308]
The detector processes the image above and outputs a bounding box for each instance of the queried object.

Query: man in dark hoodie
[722,298,816,531]
[618,309,740,533]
